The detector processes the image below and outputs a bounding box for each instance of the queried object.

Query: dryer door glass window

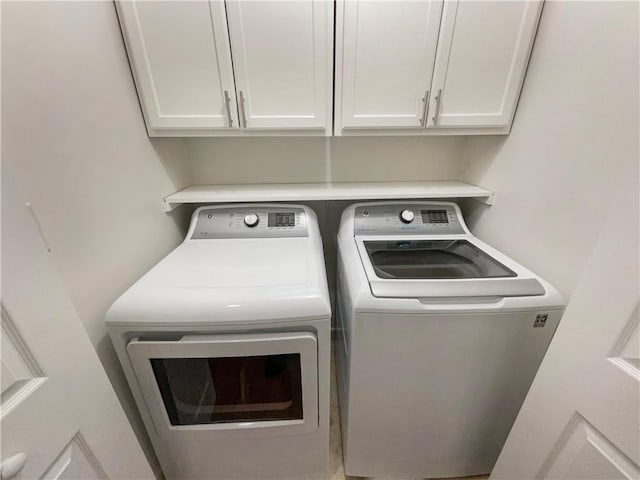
[150,354,303,426]
[364,240,517,279]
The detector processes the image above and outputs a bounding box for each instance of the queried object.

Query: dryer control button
[244,213,259,227]
[399,209,415,224]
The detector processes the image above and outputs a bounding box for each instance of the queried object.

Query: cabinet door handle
[223,90,233,128]
[239,90,248,128]
[420,90,430,126]
[432,88,442,126]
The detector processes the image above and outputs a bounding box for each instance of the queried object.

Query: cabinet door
[336,0,443,131]
[116,1,238,135]
[427,0,543,129]
[225,1,333,133]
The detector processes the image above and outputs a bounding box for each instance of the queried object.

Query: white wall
[1,2,191,474]
[186,136,464,184]
[461,0,639,299]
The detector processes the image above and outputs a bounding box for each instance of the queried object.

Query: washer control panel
[191,207,308,239]
[354,203,465,235]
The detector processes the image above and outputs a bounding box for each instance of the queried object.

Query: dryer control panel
[354,203,465,235]
[191,206,308,239]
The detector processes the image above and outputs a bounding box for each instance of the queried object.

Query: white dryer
[106,204,331,480]
[335,201,564,479]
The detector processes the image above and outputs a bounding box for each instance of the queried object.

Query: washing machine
[335,201,564,479]
[106,204,331,480]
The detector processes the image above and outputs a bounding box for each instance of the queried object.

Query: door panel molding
[608,302,640,379]
[42,432,108,480]
[539,413,639,479]
[1,303,47,417]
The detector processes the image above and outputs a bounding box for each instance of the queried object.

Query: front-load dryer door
[127,332,318,437]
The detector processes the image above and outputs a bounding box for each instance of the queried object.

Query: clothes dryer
[107,204,331,480]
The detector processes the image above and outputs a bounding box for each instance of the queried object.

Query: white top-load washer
[335,201,564,479]
[106,204,331,480]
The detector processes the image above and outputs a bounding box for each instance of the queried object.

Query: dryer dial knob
[399,209,415,224]
[244,213,259,227]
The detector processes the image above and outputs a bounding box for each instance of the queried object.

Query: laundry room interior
[1,1,638,480]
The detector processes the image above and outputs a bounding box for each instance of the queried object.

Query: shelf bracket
[163,199,180,213]
[471,191,494,206]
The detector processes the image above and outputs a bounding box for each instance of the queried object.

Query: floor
[328,351,489,480]
[328,350,355,480]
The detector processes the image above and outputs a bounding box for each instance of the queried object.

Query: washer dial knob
[399,209,415,224]
[244,213,259,227]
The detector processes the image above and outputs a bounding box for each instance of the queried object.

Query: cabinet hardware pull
[420,90,430,126]
[432,88,442,125]
[239,90,248,128]
[224,90,233,128]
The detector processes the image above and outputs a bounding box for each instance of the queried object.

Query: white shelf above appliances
[163,181,494,212]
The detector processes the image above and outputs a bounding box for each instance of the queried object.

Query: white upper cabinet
[117,0,333,136]
[225,1,333,132]
[116,1,239,135]
[335,0,443,130]
[334,0,542,135]
[427,0,543,130]
[119,0,541,137]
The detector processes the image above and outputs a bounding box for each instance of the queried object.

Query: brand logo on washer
[534,314,548,328]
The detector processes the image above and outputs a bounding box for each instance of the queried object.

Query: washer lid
[356,236,545,298]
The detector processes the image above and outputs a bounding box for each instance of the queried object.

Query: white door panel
[1,312,43,396]
[1,170,153,480]
[336,0,443,129]
[226,0,333,132]
[116,0,238,134]
[428,0,542,128]
[41,434,107,480]
[542,415,639,479]
[490,172,639,478]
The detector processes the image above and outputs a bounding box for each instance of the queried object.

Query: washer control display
[354,203,465,235]
[269,212,295,227]
[192,207,308,239]
[422,210,448,223]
